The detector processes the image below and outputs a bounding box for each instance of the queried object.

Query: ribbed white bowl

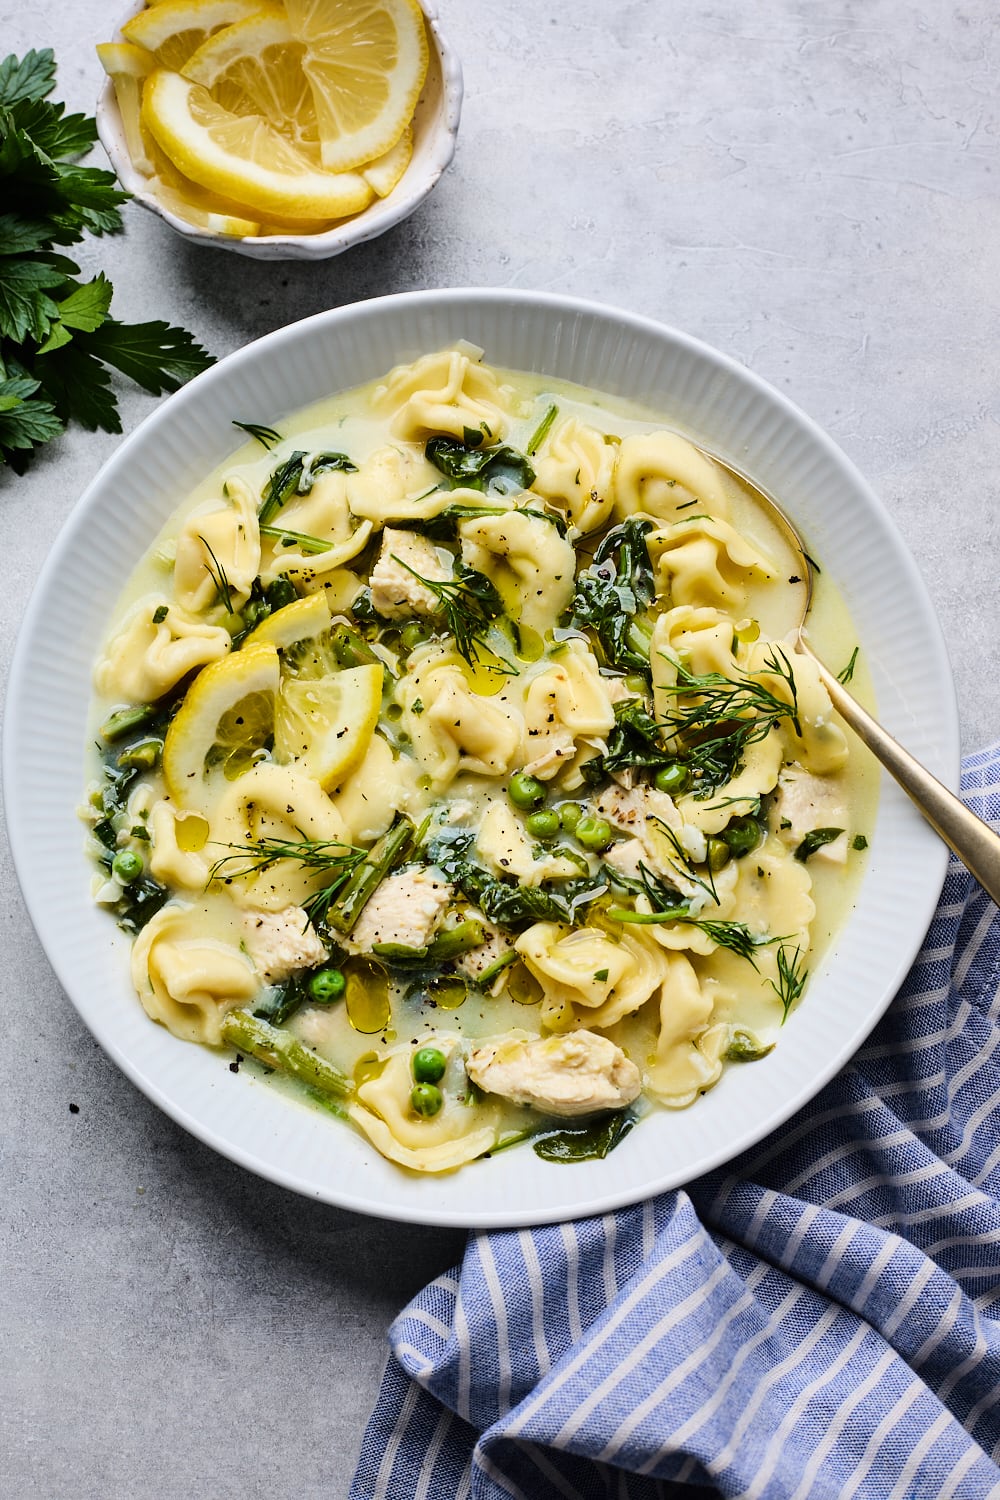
[3,290,957,1226]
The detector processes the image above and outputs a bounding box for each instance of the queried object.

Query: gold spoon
[707,452,1000,904]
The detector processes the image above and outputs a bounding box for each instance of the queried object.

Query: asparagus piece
[325,816,416,935]
[100,703,161,743]
[221,1009,351,1099]
[371,919,488,965]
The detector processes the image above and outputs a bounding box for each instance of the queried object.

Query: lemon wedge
[97,41,157,174]
[283,0,429,172]
[182,8,320,158]
[142,68,375,219]
[149,177,262,235]
[244,591,331,650]
[274,663,383,789]
[121,0,264,72]
[362,124,412,197]
[163,642,279,808]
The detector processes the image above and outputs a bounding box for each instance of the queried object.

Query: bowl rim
[3,287,958,1225]
[95,0,464,260]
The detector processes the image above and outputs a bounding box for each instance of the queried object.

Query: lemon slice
[362,124,412,197]
[150,177,261,235]
[183,9,320,157]
[142,68,374,219]
[97,41,157,174]
[122,0,264,72]
[283,0,428,172]
[163,643,279,808]
[274,663,383,789]
[244,591,331,649]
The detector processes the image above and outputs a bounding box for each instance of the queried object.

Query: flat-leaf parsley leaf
[0,49,212,473]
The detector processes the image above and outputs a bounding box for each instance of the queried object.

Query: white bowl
[3,290,958,1226]
[96,1,463,260]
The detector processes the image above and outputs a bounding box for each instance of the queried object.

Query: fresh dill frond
[770,943,809,1023]
[208,836,367,929]
[232,419,283,449]
[391,554,508,668]
[199,534,235,614]
[656,646,801,795]
[837,647,859,684]
[646,818,718,903]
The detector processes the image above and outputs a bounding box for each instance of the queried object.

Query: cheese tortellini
[88,346,870,1177]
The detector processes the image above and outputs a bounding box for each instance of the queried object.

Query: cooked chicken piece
[467,1030,641,1117]
[595,783,704,896]
[774,767,848,864]
[369,529,450,619]
[455,922,513,983]
[242,906,328,983]
[349,867,452,951]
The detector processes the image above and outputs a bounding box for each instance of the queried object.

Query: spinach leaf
[794,827,844,862]
[533,1110,636,1163]
[425,435,535,495]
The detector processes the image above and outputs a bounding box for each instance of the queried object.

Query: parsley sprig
[0,49,212,473]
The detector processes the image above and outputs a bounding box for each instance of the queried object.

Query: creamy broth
[85,346,877,1173]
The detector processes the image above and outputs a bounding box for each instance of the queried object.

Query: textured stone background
[2,2,998,1495]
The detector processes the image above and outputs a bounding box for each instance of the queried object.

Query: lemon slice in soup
[163,643,279,808]
[243,591,331,650]
[274,663,383,790]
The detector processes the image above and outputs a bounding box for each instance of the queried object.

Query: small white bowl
[96,1,463,260]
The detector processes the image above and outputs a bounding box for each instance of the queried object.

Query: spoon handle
[811,656,1000,906]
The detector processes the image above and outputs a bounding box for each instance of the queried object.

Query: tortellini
[615,432,731,524]
[459,509,576,635]
[350,1045,502,1173]
[532,417,617,534]
[647,516,776,609]
[646,952,729,1107]
[398,647,522,788]
[375,348,512,444]
[174,476,260,614]
[94,595,231,703]
[131,902,258,1045]
[259,470,373,586]
[347,446,451,526]
[521,641,616,779]
[516,922,669,1032]
[210,762,349,910]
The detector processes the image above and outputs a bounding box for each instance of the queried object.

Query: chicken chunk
[369,529,450,619]
[774,766,848,865]
[467,1030,641,1117]
[595,783,705,895]
[349,867,452,951]
[456,922,514,984]
[242,906,328,984]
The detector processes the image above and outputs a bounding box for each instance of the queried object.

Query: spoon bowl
[708,449,1000,905]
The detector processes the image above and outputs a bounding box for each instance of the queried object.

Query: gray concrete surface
[2,2,999,1495]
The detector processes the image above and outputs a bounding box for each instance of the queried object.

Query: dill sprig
[837,647,859,684]
[647,816,718,903]
[199,534,235,614]
[606,859,771,962]
[391,555,507,668]
[208,836,366,927]
[526,402,558,456]
[656,646,800,796]
[232,419,283,449]
[770,943,809,1022]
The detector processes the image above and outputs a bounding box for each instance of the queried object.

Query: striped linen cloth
[350,747,1000,1500]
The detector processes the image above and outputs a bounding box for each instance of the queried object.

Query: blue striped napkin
[351,747,1000,1500]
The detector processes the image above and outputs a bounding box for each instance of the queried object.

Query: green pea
[722,816,761,859]
[707,837,732,872]
[411,1083,443,1118]
[558,802,583,833]
[508,772,547,810]
[412,1046,446,1084]
[575,815,613,852]
[400,621,432,652]
[112,850,143,884]
[308,967,346,1004]
[265,577,297,611]
[654,763,690,795]
[525,809,560,841]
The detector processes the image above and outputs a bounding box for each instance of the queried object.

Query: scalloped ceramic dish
[3,290,957,1226]
[96,1,463,261]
